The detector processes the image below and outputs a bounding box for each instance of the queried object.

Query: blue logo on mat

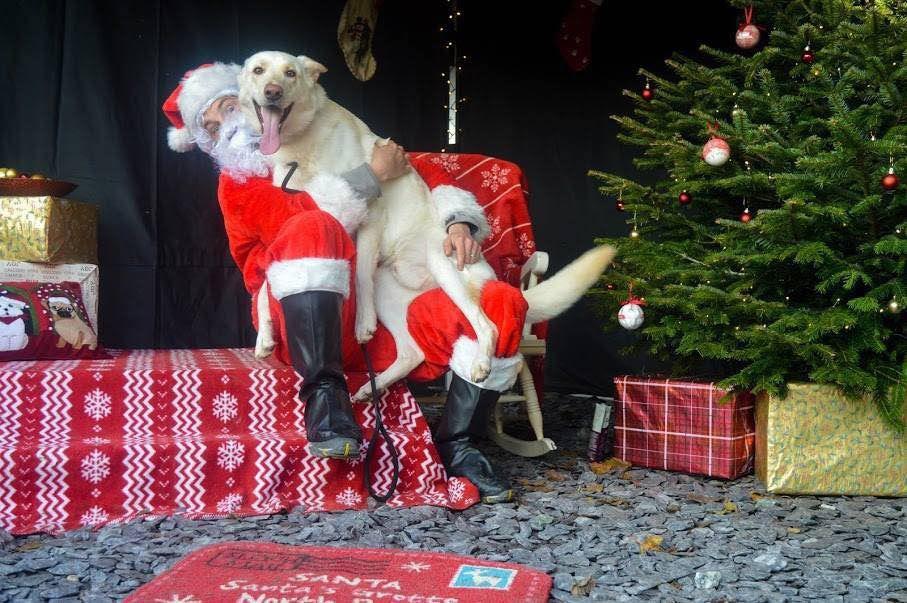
[450,564,516,590]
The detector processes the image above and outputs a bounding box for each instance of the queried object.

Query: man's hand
[370,140,409,182]
[444,223,482,270]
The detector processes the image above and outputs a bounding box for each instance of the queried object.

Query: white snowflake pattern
[402,561,432,573]
[80,449,111,484]
[488,215,503,238]
[83,389,112,421]
[79,505,109,527]
[517,232,536,258]
[420,429,433,445]
[480,163,512,192]
[216,492,243,513]
[346,470,356,481]
[220,374,230,384]
[448,478,466,502]
[217,440,245,472]
[85,436,109,446]
[335,487,363,507]
[430,153,461,173]
[211,391,238,423]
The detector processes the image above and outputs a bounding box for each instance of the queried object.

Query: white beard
[209,112,270,182]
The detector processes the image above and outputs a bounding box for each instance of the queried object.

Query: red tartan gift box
[613,376,756,479]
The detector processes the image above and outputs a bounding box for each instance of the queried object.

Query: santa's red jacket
[217,156,527,391]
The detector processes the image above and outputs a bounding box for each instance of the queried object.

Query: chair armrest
[520,251,549,289]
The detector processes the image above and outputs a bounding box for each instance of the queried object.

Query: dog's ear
[297,56,327,83]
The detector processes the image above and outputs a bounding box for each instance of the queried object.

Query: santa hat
[162,62,241,152]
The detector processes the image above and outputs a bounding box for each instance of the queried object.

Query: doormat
[126,541,552,602]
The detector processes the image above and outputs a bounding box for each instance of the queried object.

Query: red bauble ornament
[678,191,693,205]
[615,199,625,211]
[801,45,814,64]
[740,208,753,222]
[881,167,900,191]
[641,86,654,101]
[606,283,615,290]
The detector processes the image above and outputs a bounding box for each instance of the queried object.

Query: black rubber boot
[281,290,362,459]
[434,373,513,503]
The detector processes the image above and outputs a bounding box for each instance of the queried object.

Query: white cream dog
[0,295,30,352]
[239,51,614,400]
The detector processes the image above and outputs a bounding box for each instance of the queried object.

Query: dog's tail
[523,245,616,324]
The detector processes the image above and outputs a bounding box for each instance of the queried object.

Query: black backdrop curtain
[1,0,733,396]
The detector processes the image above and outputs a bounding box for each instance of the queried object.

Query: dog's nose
[264,84,283,102]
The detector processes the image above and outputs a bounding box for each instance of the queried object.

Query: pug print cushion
[0,281,106,361]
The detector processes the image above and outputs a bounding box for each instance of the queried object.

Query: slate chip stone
[1,395,904,601]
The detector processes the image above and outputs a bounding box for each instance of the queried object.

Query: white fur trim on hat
[175,63,241,151]
[304,174,368,234]
[167,126,196,152]
[266,258,351,300]
[432,185,491,243]
[448,335,524,392]
[47,296,72,305]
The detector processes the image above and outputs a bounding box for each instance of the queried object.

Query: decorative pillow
[0,281,106,361]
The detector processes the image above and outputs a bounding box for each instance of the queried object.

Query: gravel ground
[1,395,906,602]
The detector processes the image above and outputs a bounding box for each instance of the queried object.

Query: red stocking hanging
[555,0,603,72]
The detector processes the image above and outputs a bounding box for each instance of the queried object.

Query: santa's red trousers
[260,209,528,391]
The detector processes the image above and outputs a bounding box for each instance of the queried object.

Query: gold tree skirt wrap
[756,383,907,496]
[0,196,97,263]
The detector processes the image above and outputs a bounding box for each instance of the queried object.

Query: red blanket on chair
[0,349,478,535]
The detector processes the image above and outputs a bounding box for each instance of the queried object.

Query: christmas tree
[590,0,906,428]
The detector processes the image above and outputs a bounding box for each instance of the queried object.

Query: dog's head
[42,296,76,320]
[0,295,27,318]
[238,51,328,155]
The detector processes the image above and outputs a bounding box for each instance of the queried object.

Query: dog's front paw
[355,311,378,344]
[352,383,375,403]
[254,329,277,359]
[470,355,492,383]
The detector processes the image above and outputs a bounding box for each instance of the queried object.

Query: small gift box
[613,376,756,479]
[0,196,97,263]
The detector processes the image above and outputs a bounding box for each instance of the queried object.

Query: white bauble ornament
[702,136,731,166]
[735,24,760,49]
[618,302,645,330]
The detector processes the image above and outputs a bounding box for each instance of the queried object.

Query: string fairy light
[441,0,464,147]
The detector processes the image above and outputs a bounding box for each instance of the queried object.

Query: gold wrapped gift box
[756,383,907,496]
[0,196,97,263]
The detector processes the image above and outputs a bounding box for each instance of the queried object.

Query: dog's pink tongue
[259,107,282,155]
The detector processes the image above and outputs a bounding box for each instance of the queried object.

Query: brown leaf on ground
[750,491,765,501]
[571,576,596,596]
[579,483,604,494]
[15,540,41,552]
[686,492,714,504]
[787,526,802,534]
[544,469,569,482]
[589,457,632,474]
[717,500,738,515]
[638,534,664,554]
[515,478,554,493]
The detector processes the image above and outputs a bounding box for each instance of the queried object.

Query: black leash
[361,344,400,502]
[281,161,301,193]
[282,160,399,501]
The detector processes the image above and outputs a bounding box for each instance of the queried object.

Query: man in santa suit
[163,62,525,503]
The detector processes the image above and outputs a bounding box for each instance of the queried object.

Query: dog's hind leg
[254,281,277,359]
[424,243,498,383]
[352,268,423,402]
[354,218,382,344]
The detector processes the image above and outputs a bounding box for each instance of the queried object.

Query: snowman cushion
[0,281,106,361]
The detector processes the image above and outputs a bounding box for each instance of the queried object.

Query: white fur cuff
[448,336,524,392]
[432,185,491,243]
[266,258,351,299]
[304,173,368,234]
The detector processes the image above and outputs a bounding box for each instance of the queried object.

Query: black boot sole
[308,437,359,460]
